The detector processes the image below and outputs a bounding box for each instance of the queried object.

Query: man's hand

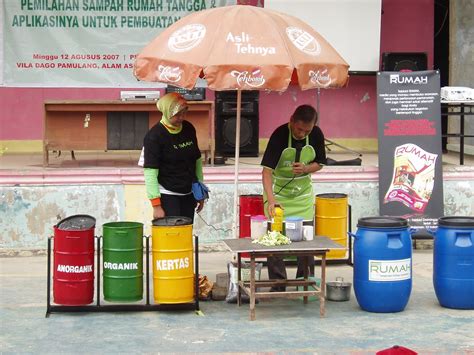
[292,162,322,175]
[292,162,306,175]
[267,201,283,218]
[153,205,165,219]
[267,201,276,217]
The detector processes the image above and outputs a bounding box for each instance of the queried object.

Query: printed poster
[377,70,444,230]
[2,0,236,87]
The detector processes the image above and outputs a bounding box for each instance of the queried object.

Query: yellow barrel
[315,193,348,259]
[151,217,194,304]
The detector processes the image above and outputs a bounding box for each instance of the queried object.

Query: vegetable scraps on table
[252,231,291,246]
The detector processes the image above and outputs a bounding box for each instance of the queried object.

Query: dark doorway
[107,112,149,150]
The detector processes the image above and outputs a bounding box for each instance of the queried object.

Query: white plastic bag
[225,261,262,303]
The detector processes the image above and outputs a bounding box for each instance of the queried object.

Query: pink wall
[380,0,434,68]
[0,87,136,140]
[0,0,434,142]
[259,0,434,139]
[260,76,377,139]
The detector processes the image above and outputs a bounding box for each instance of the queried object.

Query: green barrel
[102,222,144,302]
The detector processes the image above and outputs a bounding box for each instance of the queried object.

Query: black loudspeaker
[382,52,428,71]
[215,91,259,157]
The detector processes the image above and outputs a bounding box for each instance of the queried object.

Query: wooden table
[223,237,345,321]
[43,100,215,166]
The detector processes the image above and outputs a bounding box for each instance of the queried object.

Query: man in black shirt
[261,104,327,290]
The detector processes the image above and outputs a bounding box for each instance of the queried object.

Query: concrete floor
[1,250,473,353]
[1,150,473,353]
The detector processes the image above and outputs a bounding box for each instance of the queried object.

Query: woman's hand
[153,206,165,219]
[196,199,205,213]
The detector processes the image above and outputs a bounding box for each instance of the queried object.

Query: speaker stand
[325,139,363,157]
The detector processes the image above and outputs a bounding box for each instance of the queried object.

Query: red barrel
[239,195,264,258]
[53,215,95,305]
[239,195,264,238]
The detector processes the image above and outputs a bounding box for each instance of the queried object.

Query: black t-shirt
[143,120,201,193]
[261,123,327,169]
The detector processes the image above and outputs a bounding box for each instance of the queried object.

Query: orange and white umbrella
[134,5,349,237]
[134,5,349,91]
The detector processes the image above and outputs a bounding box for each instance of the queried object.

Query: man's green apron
[264,130,316,221]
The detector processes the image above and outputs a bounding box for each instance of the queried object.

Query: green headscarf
[156,92,188,134]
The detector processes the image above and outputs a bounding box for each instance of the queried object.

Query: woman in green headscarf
[143,92,205,221]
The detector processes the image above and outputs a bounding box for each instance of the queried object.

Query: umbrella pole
[316,88,320,117]
[232,89,242,239]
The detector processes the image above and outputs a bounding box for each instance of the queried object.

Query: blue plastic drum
[353,217,412,313]
[433,216,474,309]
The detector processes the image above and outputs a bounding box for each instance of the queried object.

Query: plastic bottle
[272,206,284,232]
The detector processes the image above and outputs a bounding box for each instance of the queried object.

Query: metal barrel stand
[46,235,199,317]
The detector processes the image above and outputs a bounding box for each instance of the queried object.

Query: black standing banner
[377,70,444,230]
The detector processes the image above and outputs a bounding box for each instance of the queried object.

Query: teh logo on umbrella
[168,24,206,52]
[231,69,265,88]
[156,65,182,83]
[286,27,321,56]
[309,68,332,87]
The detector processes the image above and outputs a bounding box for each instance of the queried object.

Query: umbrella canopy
[134,5,349,91]
[134,5,350,238]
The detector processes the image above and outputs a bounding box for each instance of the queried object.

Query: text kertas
[156,257,190,270]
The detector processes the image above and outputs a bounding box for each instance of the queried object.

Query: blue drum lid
[152,216,192,226]
[438,216,474,227]
[357,216,408,228]
[56,214,96,231]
